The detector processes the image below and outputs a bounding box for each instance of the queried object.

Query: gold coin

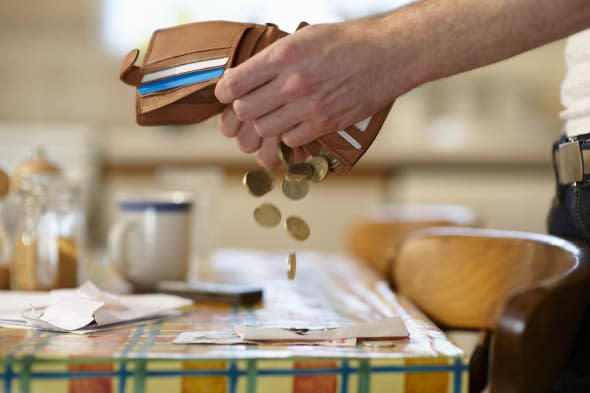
[0,169,8,199]
[243,169,275,197]
[306,156,329,183]
[278,141,295,166]
[253,203,281,227]
[287,251,296,280]
[285,216,310,241]
[281,178,309,200]
[286,163,314,182]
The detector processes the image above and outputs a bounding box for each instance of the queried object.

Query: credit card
[139,67,224,95]
[141,57,229,83]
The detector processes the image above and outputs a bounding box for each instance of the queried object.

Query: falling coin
[287,251,297,280]
[0,169,9,199]
[306,156,329,183]
[285,216,310,241]
[286,162,314,182]
[278,141,296,166]
[253,203,281,227]
[243,169,275,197]
[282,178,309,200]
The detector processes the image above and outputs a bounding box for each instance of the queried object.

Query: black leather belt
[553,133,590,185]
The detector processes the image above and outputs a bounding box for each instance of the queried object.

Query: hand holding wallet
[120,20,392,175]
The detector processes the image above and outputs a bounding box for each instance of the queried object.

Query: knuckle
[307,98,328,117]
[283,72,313,98]
[268,42,296,68]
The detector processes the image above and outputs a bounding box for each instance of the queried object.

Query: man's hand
[215,0,590,169]
[215,18,413,168]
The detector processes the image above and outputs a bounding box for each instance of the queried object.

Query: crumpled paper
[1,281,192,333]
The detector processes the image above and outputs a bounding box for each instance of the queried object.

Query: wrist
[369,10,434,96]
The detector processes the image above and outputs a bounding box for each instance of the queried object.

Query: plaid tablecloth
[0,250,468,393]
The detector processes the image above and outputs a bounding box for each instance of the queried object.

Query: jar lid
[12,148,61,189]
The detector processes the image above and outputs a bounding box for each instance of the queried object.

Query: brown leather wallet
[120,20,392,175]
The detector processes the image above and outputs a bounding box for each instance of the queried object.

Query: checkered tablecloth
[0,250,468,393]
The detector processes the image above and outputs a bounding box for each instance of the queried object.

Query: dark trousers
[548,140,590,392]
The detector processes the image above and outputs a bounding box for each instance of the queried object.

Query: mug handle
[107,217,138,277]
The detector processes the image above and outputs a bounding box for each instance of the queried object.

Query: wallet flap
[120,48,141,86]
[145,20,254,66]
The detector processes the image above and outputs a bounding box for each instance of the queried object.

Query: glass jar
[0,202,9,289]
[11,174,81,290]
[0,168,10,288]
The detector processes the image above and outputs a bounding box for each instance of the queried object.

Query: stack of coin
[243,142,332,279]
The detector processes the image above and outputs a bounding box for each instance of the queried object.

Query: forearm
[376,0,590,90]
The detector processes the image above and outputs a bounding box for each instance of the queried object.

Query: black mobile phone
[155,280,263,305]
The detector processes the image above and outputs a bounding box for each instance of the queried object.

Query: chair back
[394,227,590,393]
[347,204,478,279]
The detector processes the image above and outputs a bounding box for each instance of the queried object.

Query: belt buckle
[555,139,583,185]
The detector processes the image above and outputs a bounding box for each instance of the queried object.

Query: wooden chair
[393,227,590,393]
[346,204,479,279]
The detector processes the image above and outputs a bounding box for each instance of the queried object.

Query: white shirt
[562,29,590,137]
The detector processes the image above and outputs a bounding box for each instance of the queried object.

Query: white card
[142,57,229,83]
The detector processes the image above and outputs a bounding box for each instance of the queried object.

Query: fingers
[282,122,321,148]
[253,100,308,139]
[218,105,242,137]
[215,55,278,104]
[256,135,282,169]
[232,77,284,122]
[236,121,262,153]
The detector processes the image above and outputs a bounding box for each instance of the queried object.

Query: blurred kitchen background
[0,0,565,257]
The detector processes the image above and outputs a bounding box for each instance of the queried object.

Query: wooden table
[0,249,468,393]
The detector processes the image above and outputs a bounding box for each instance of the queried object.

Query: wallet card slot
[139,67,224,96]
[143,48,230,73]
[337,130,362,150]
[142,57,229,83]
[139,78,220,114]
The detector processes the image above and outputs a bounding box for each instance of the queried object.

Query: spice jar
[10,150,81,290]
